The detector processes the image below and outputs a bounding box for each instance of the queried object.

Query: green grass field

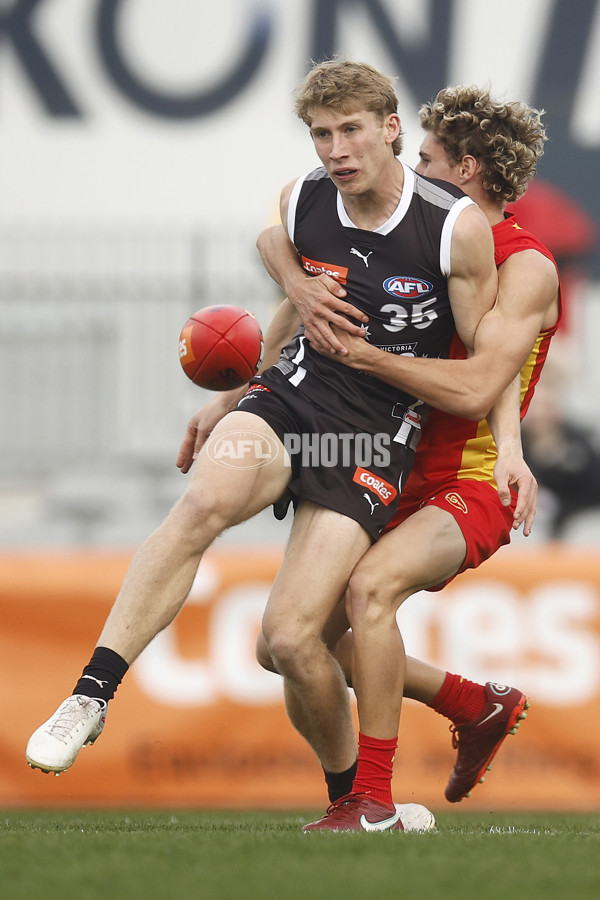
[1,809,598,900]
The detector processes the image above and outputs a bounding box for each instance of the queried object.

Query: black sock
[72,646,129,703]
[323,761,358,802]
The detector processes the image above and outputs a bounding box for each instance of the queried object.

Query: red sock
[428,672,486,725]
[352,732,397,809]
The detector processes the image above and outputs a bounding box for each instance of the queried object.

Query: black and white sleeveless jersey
[270,162,474,433]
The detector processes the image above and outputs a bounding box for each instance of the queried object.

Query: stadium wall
[3,545,600,811]
[2,0,600,813]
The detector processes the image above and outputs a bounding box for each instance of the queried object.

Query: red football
[178,305,264,391]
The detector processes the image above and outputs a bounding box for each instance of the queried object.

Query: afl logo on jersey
[383,276,433,298]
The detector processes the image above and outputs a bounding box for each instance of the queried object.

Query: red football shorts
[384,479,516,591]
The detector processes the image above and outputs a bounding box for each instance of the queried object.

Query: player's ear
[459,154,478,183]
[385,113,401,146]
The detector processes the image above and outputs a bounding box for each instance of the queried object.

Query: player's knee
[345,563,397,627]
[173,482,234,539]
[255,631,278,674]
[261,619,314,680]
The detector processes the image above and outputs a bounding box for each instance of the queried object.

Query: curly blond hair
[294,59,403,156]
[419,85,547,203]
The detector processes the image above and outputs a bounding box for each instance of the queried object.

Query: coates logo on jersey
[383,276,433,298]
[352,467,398,506]
[302,256,349,285]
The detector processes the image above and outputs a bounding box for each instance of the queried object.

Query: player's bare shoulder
[498,248,560,330]
[446,201,497,351]
[452,202,495,272]
[279,178,299,233]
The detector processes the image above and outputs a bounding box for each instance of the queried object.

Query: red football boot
[445,682,529,802]
[303,792,405,832]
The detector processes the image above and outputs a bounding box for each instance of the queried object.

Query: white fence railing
[0,224,280,544]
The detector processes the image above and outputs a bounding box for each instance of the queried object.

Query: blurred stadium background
[0,221,281,545]
[2,0,600,812]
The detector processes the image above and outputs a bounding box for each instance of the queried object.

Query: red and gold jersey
[398,212,561,501]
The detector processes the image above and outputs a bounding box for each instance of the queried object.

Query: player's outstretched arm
[257,183,368,354]
[312,232,557,421]
[488,376,538,535]
[176,390,244,474]
[257,223,368,354]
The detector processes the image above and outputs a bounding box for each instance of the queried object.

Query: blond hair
[419,85,547,202]
[294,59,403,156]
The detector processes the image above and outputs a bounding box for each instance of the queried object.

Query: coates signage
[301,256,349,284]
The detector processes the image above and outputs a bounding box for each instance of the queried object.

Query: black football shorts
[235,369,417,541]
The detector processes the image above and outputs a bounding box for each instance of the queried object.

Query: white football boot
[25,695,107,774]
[394,803,436,832]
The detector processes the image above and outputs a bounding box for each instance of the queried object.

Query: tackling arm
[256,180,368,354]
[322,242,558,421]
[487,375,538,536]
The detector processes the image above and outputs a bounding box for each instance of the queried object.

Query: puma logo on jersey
[350,248,373,267]
[445,492,468,514]
[363,493,379,515]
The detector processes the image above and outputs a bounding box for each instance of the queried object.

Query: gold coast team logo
[445,492,468,515]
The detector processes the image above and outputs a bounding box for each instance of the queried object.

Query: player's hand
[308,322,370,367]
[176,388,245,474]
[289,273,368,355]
[494,450,538,536]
